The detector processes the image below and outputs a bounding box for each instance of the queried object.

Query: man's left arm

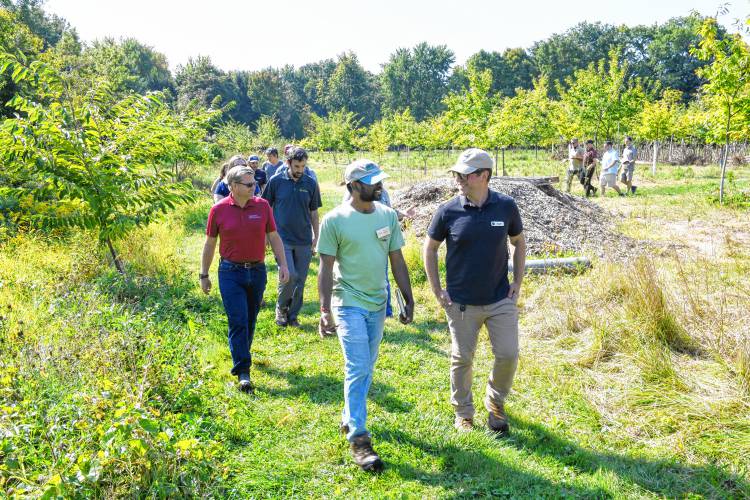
[389,249,414,324]
[508,232,526,299]
[311,210,319,253]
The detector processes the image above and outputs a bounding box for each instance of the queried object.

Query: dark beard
[359,189,382,202]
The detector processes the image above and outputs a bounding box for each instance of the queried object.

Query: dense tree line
[0,0,728,139]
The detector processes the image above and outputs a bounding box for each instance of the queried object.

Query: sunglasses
[235,181,256,188]
[451,171,479,181]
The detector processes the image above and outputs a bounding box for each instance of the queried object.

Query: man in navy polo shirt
[263,147,322,328]
[423,148,526,435]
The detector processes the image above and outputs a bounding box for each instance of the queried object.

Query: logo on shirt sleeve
[490,221,505,227]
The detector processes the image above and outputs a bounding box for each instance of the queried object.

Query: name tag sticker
[491,221,505,227]
[376,226,391,239]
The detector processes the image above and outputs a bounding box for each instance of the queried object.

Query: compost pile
[391,177,638,258]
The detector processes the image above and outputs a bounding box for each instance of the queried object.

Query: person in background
[211,162,229,202]
[621,136,637,195]
[317,159,414,472]
[423,148,525,435]
[213,155,248,203]
[581,140,598,198]
[263,147,285,181]
[600,141,624,197]
[200,165,289,392]
[565,138,585,193]
[248,155,267,194]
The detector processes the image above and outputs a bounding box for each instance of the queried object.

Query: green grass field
[1,154,749,498]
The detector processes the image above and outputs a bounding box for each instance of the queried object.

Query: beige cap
[345,159,389,184]
[449,148,494,175]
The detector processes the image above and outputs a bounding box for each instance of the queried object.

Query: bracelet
[320,306,331,313]
[199,273,209,279]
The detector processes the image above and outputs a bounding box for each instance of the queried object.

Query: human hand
[400,299,414,325]
[435,289,452,308]
[278,265,290,284]
[200,277,211,295]
[507,282,521,300]
[319,311,336,336]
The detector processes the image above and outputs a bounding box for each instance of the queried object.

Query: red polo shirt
[206,194,276,262]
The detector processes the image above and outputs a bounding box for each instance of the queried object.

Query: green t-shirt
[316,201,405,311]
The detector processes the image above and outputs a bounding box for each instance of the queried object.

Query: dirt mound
[392,177,638,258]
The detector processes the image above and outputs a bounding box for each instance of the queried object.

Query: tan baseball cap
[449,148,494,175]
[345,159,389,185]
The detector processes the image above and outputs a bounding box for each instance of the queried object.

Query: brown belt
[220,258,264,269]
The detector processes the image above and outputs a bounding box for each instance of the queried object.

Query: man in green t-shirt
[317,159,414,472]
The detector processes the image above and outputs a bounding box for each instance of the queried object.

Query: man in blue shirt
[423,148,526,435]
[263,148,285,181]
[600,141,624,197]
[262,147,322,328]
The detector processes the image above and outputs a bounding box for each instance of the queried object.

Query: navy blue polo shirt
[427,190,523,306]
[262,170,322,245]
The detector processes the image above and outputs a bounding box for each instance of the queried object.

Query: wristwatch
[199,273,209,279]
[320,305,331,313]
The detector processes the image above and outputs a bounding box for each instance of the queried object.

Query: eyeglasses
[234,181,256,188]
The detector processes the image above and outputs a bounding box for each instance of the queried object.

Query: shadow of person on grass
[382,318,449,358]
[505,414,748,498]
[256,365,412,413]
[375,427,609,498]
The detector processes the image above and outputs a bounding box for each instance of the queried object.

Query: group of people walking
[565,137,638,197]
[200,147,526,472]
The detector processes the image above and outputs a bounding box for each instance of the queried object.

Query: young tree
[0,52,207,273]
[442,67,495,148]
[303,110,362,164]
[558,51,646,144]
[693,17,750,203]
[635,89,682,174]
[489,76,557,157]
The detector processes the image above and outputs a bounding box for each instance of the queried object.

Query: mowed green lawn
[1,158,749,498]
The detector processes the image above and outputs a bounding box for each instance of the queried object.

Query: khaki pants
[445,298,519,419]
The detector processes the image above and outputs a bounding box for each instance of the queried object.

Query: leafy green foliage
[558,51,646,142]
[381,42,455,121]
[0,52,211,270]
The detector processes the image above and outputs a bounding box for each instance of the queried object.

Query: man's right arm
[200,236,218,294]
[423,236,451,307]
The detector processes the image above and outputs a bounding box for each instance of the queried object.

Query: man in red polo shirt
[200,165,290,392]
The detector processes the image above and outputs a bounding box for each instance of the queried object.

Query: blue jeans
[277,244,313,321]
[218,261,267,375]
[333,306,386,441]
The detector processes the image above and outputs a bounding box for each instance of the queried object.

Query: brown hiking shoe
[350,435,384,472]
[454,416,474,432]
[487,401,509,436]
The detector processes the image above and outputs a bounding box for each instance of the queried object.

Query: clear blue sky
[44,0,749,73]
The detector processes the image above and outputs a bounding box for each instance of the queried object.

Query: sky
[44,0,750,74]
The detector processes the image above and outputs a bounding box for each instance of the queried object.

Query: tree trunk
[720,133,729,205]
[494,148,499,177]
[502,148,506,176]
[651,141,658,175]
[106,237,125,275]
